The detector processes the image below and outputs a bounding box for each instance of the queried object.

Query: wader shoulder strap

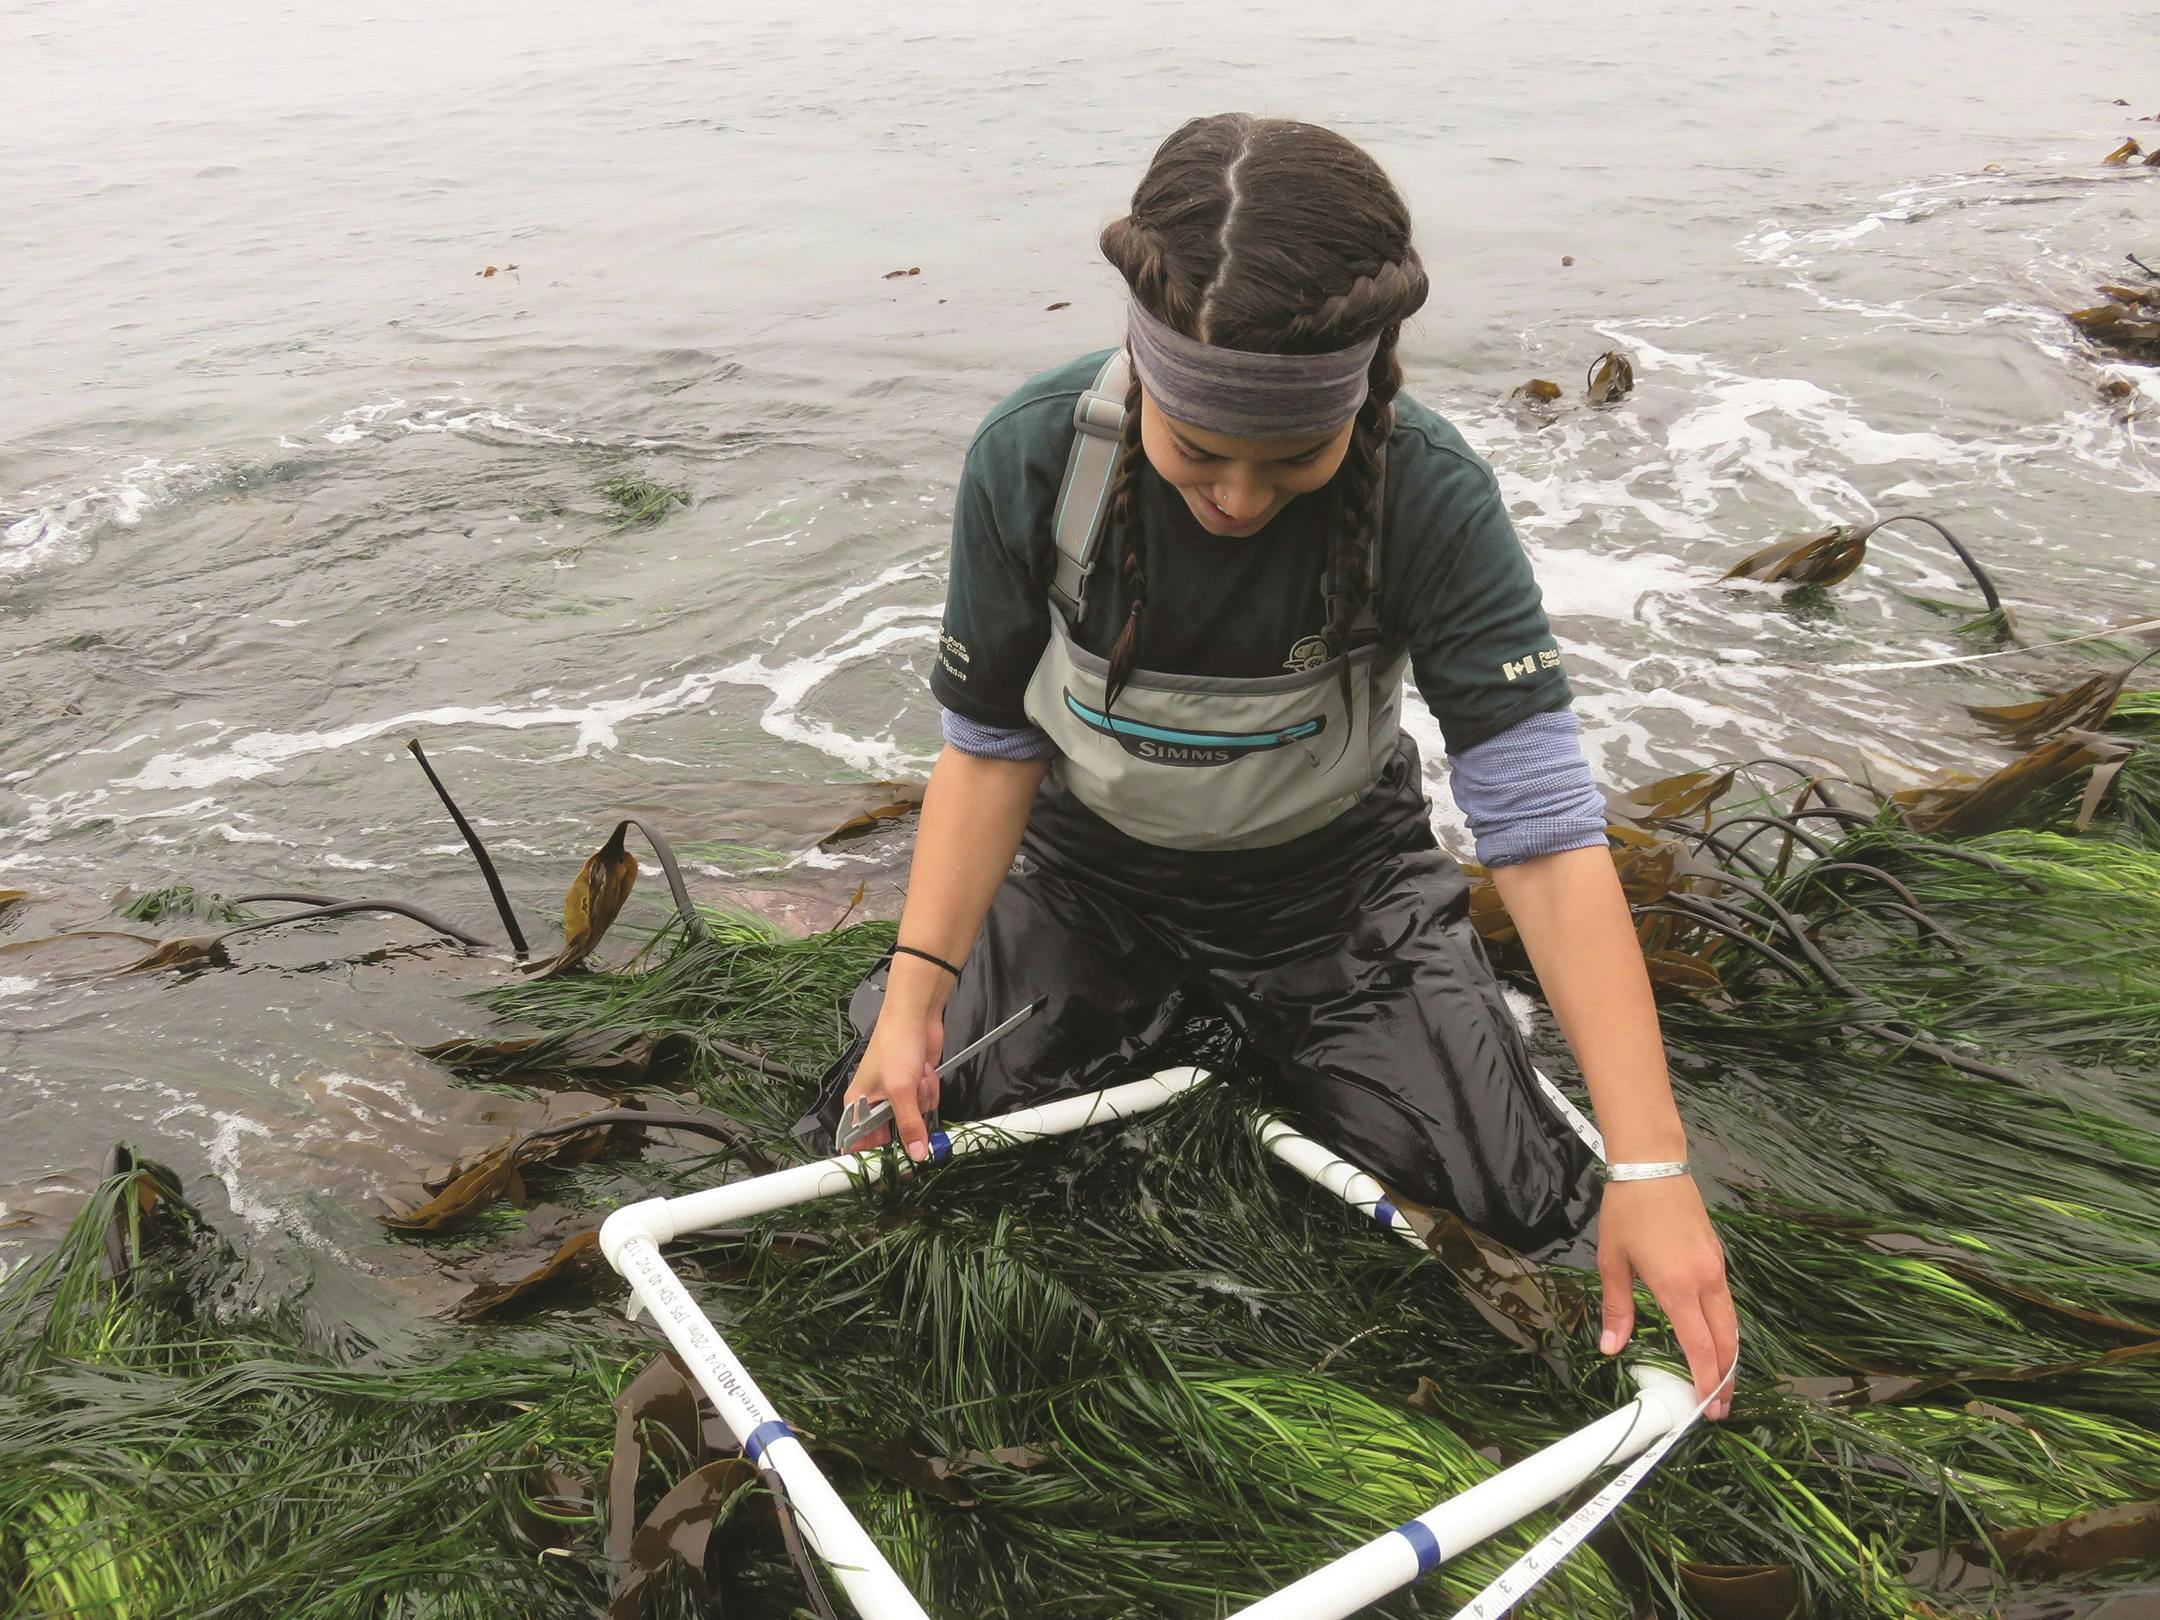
[1049,351,1130,626]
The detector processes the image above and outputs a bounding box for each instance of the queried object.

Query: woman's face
[1138,389,1356,538]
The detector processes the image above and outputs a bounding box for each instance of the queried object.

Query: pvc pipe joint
[598,1196,675,1268]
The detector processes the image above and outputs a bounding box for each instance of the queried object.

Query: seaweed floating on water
[2066,281,2160,361]
[1586,350,1634,406]
[114,883,257,925]
[597,476,692,533]
[1722,511,2019,641]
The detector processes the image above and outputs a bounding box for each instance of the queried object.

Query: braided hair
[1096,115,1430,707]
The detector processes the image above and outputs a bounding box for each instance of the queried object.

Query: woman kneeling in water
[804,113,1736,1416]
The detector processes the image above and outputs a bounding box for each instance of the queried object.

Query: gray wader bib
[1027,352,1410,852]
[795,352,1598,1252]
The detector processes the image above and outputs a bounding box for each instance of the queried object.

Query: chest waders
[1027,351,1413,852]
[798,351,1598,1254]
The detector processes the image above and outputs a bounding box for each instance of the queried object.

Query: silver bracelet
[1604,1160,1690,1182]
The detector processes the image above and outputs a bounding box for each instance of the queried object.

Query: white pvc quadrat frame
[598,1069,1699,1620]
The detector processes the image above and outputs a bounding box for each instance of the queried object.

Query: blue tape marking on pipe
[1394,1519,1443,1575]
[744,1419,793,1466]
[1373,1196,1398,1230]
[928,1130,952,1163]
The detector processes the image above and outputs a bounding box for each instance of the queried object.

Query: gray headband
[1125,297,1379,441]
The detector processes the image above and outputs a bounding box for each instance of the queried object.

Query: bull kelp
[5,691,2160,1618]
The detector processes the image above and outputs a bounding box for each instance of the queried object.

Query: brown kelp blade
[138,900,488,975]
[2097,281,2160,311]
[1467,819,1718,965]
[526,816,709,976]
[1644,948,1726,995]
[818,786,925,847]
[606,1457,761,1619]
[1676,1560,1801,1620]
[2075,751,2130,832]
[1585,350,1635,405]
[0,888,24,916]
[603,1353,725,1591]
[1722,527,1866,587]
[2066,297,2160,361]
[600,1350,838,1620]
[1784,1336,2160,1408]
[1609,823,1716,907]
[18,899,495,978]
[1464,869,1518,948]
[1605,767,1738,828]
[0,929,224,977]
[383,1129,603,1232]
[1726,514,2016,639]
[1966,671,2123,747]
[1982,1499,2160,1582]
[116,936,225,974]
[416,1027,699,1087]
[534,822,638,978]
[383,1106,766,1231]
[1385,1191,1584,1353]
[448,1229,603,1320]
[1967,650,2158,756]
[1508,378,1563,416]
[2102,138,2142,164]
[1893,734,2131,838]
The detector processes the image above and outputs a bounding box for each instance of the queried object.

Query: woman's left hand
[1595,1174,1737,1418]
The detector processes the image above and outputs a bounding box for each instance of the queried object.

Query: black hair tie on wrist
[890,944,962,979]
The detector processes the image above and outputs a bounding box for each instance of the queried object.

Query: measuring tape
[1445,1351,1738,1620]
[1532,1069,1606,1159]
[1830,615,2160,674]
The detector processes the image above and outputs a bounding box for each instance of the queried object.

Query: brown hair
[1096,114,1430,705]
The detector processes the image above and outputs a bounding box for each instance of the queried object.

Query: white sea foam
[1737,173,2004,270]
[320,395,585,449]
[316,1069,441,1128]
[108,591,943,797]
[1525,542,1708,624]
[133,1095,335,1249]
[1590,326,2024,526]
[2,456,196,575]
[3,394,590,578]
[115,682,714,792]
[781,557,938,632]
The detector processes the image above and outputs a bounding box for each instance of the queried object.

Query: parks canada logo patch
[1500,646,1563,682]
[1282,634,1330,673]
[937,631,971,684]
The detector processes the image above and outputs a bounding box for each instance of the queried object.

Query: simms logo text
[1133,739,1235,765]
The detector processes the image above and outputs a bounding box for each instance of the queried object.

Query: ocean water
[1,0,2154,1288]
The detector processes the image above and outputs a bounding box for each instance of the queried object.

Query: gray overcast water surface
[1,1,2154,1305]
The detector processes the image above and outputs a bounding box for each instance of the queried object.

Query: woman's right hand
[839,1008,944,1161]
[835,745,1048,1163]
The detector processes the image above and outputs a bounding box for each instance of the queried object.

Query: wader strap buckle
[1049,351,1130,627]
